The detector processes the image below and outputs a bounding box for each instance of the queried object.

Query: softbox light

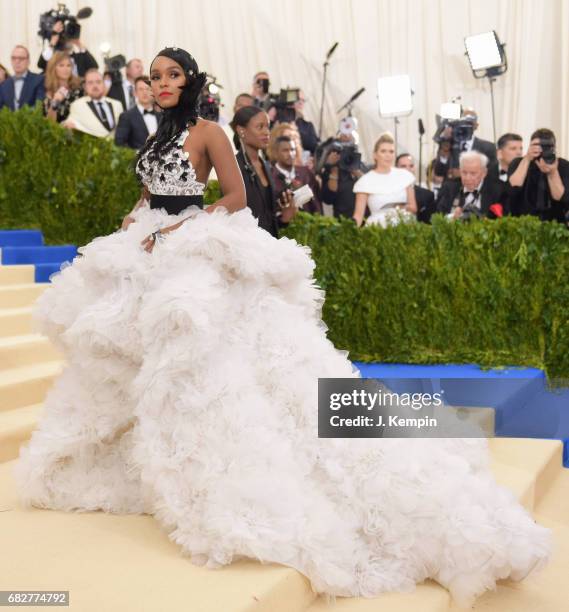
[377,75,413,118]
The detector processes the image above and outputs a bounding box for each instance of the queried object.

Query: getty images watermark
[318,379,494,438]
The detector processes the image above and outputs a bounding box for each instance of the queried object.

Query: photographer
[251,71,276,122]
[37,10,97,77]
[317,133,365,219]
[508,128,569,222]
[434,108,497,181]
[436,150,506,221]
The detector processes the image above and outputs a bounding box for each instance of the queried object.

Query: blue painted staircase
[0,230,77,282]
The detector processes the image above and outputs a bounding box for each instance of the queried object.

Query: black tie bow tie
[143,109,154,115]
[464,189,479,198]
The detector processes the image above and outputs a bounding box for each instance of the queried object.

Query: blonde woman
[268,121,304,165]
[353,132,417,227]
[42,51,83,123]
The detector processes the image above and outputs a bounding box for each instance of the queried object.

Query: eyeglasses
[11,56,28,61]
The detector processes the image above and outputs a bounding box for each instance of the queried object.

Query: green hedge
[0,106,220,245]
[282,212,569,379]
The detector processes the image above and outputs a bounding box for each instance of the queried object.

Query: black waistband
[150,194,204,215]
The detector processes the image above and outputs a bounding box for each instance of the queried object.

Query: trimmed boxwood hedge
[282,212,569,379]
[0,106,220,245]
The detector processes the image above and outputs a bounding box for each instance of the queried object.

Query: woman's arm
[352,192,369,227]
[204,122,246,214]
[405,185,417,214]
[122,186,150,230]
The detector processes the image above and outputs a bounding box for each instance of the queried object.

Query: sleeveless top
[135,127,205,215]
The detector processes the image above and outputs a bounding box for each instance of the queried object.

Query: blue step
[35,262,67,283]
[0,230,44,247]
[0,245,77,265]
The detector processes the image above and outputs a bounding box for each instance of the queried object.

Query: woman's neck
[374,164,392,174]
[244,143,260,163]
[58,79,69,88]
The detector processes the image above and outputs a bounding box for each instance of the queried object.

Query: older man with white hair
[436,150,507,220]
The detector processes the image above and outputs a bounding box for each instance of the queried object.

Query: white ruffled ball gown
[13,127,551,607]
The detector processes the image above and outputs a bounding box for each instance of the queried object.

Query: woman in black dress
[232,105,295,237]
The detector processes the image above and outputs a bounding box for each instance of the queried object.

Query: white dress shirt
[137,103,158,136]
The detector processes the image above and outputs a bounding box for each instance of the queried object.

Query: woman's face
[150,56,186,109]
[55,58,72,82]
[374,142,395,168]
[242,112,270,150]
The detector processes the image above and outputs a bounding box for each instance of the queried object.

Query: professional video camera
[315,138,362,174]
[199,80,222,122]
[38,3,93,45]
[433,109,476,169]
[255,85,300,123]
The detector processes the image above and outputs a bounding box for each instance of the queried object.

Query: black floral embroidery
[134,128,205,196]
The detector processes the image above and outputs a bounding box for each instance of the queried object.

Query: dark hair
[234,92,254,104]
[230,105,265,150]
[275,136,293,147]
[530,128,555,143]
[137,47,207,164]
[395,153,412,166]
[134,75,150,87]
[497,132,522,149]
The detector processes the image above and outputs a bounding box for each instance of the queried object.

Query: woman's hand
[121,215,136,231]
[140,220,184,253]
[53,86,69,103]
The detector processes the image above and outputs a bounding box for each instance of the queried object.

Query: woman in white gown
[353,132,417,228]
[14,48,550,607]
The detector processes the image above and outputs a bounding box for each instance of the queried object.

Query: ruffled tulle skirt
[14,205,551,607]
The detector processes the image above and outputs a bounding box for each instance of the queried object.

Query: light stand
[318,42,339,139]
[418,119,425,185]
[464,31,507,143]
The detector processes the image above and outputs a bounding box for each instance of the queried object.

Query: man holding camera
[318,133,365,219]
[436,150,506,221]
[508,129,569,222]
[434,108,497,181]
[38,17,97,77]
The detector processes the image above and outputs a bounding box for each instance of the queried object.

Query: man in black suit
[0,46,45,111]
[436,150,507,220]
[396,153,436,223]
[115,76,159,150]
[108,58,144,112]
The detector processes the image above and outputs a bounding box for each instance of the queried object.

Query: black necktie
[96,101,112,131]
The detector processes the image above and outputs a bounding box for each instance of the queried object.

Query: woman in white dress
[353,132,417,228]
[14,48,550,608]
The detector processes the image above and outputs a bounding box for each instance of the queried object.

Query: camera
[315,138,362,174]
[256,77,270,96]
[273,88,300,123]
[103,54,126,86]
[538,137,556,164]
[199,83,221,122]
[38,4,92,45]
[433,115,476,168]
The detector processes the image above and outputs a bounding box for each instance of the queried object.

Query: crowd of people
[1,41,568,233]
